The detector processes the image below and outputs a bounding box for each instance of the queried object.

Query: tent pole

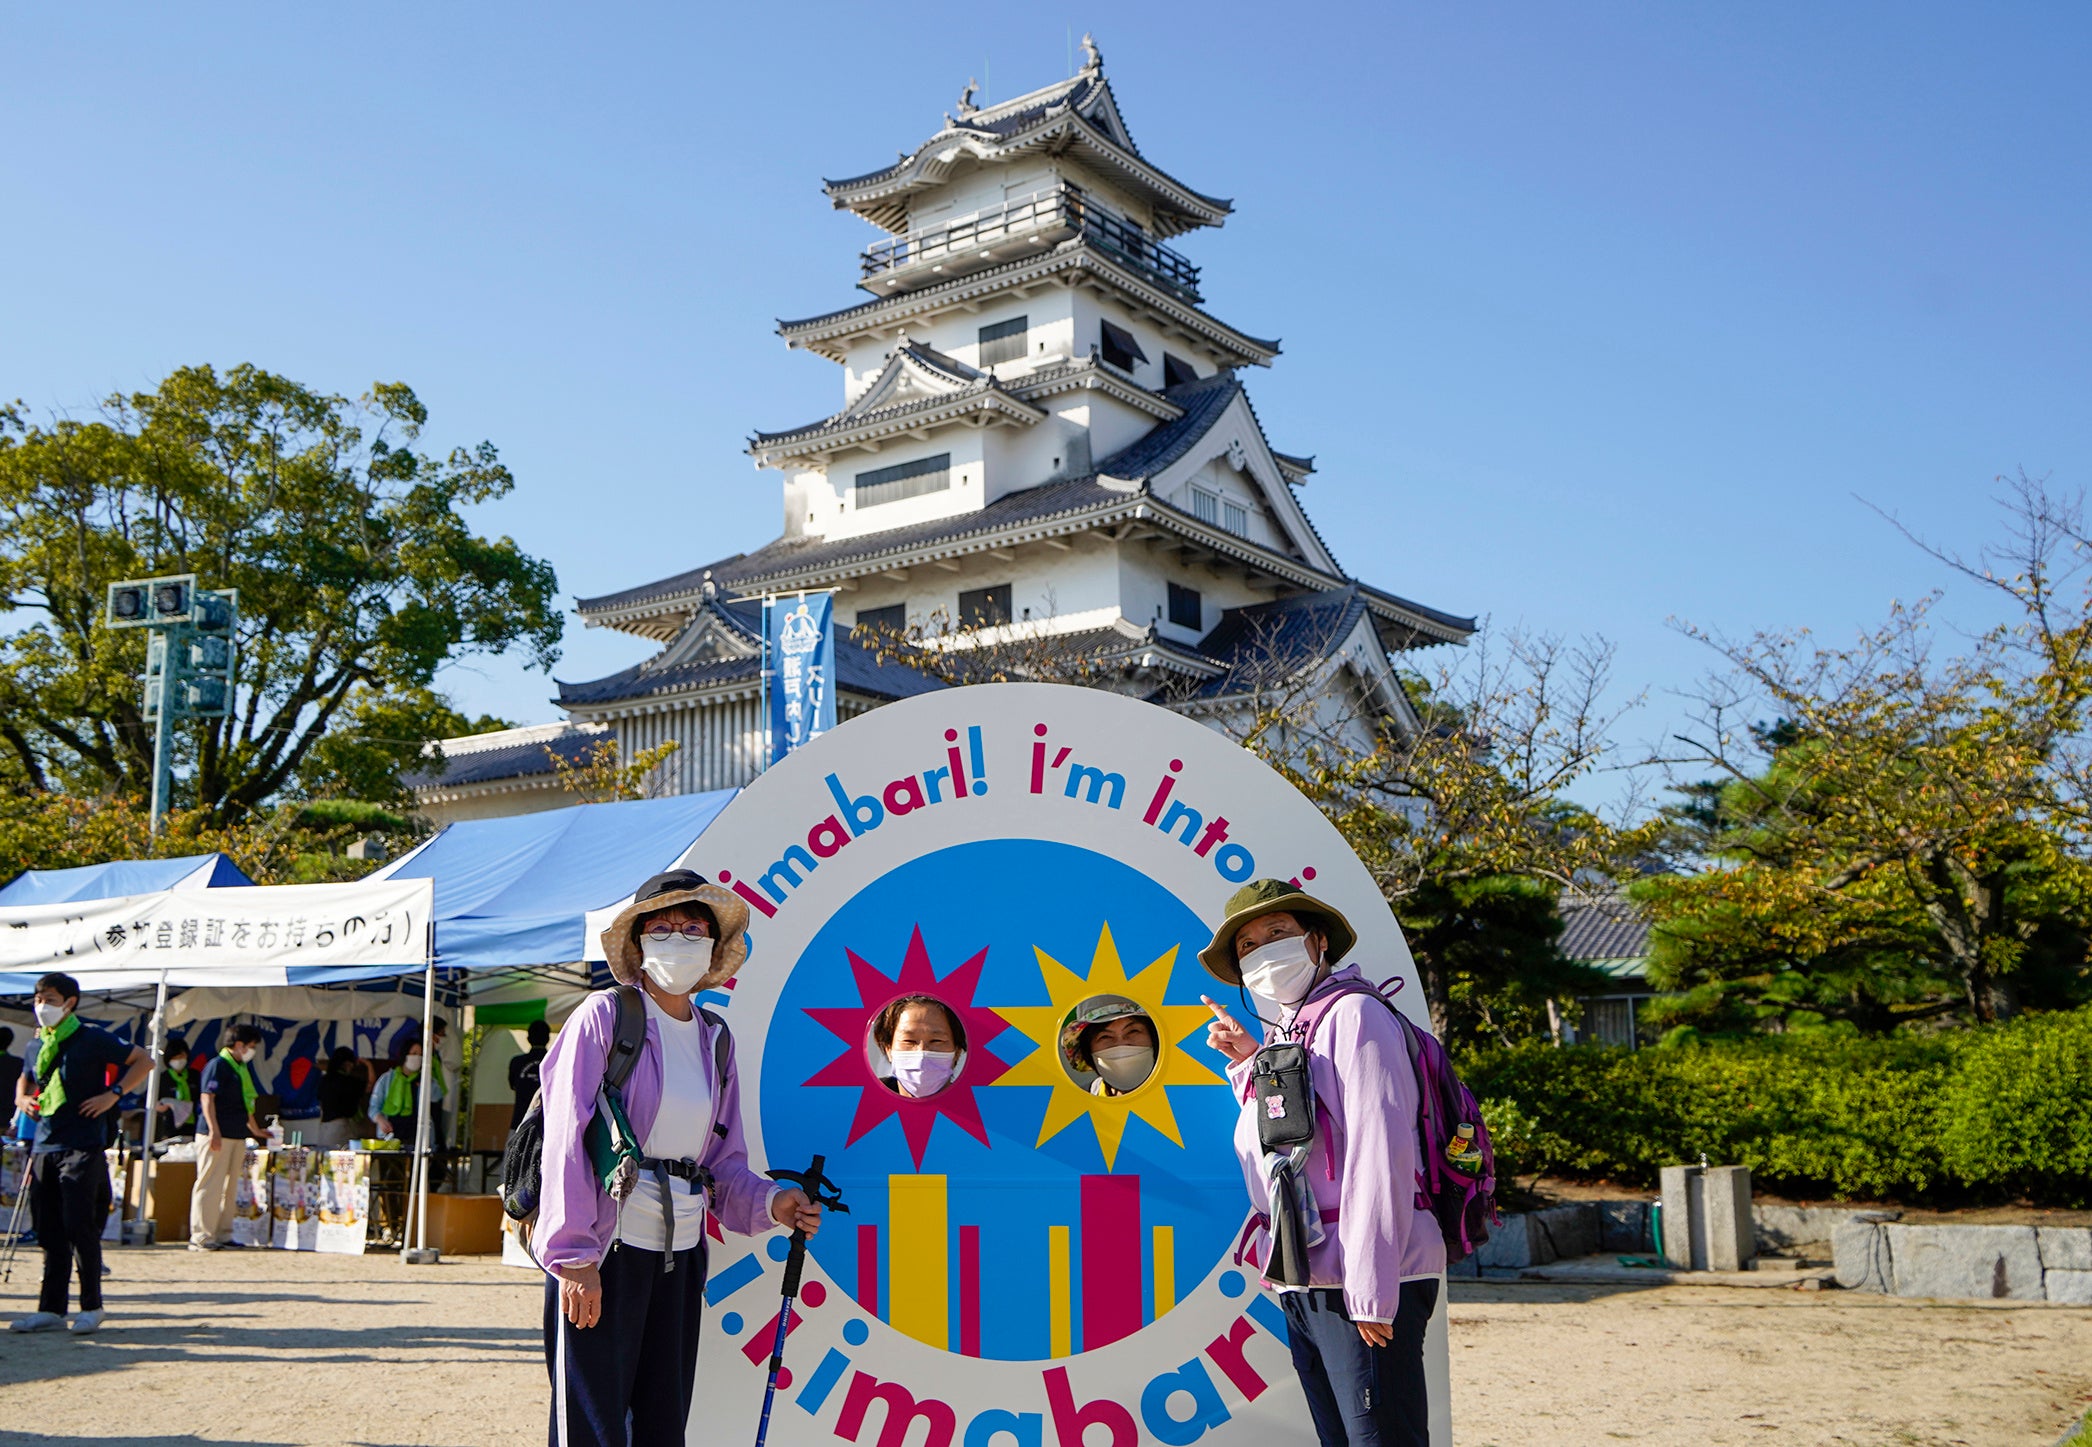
[403,927,439,1263]
[129,970,169,1244]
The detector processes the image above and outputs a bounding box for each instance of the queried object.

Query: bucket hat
[1196,877,1357,986]
[1058,995,1152,1072]
[600,869,750,991]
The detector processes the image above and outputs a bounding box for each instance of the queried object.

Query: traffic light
[105,573,197,629]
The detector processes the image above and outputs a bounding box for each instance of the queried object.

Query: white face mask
[888,1049,958,1098]
[1092,1044,1156,1092]
[402,1054,422,1075]
[640,934,715,995]
[33,1001,69,1029]
[1240,935,1321,1010]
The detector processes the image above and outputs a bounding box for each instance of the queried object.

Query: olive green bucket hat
[1197,878,1358,986]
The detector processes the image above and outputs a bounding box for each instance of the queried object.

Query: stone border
[1833,1221,2092,1303]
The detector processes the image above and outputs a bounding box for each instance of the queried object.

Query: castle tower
[413,44,1473,822]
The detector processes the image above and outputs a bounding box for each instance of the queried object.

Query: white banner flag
[0,877,434,990]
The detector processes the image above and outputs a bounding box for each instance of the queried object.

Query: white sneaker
[68,1310,106,1334]
[8,1312,64,1333]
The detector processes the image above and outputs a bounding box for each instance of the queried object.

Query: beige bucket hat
[600,869,750,991]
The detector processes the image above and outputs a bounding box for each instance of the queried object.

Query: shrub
[1463,1012,2091,1204]
[1937,1010,2092,1207]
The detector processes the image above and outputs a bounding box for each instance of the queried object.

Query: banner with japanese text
[764,593,836,764]
[0,877,434,991]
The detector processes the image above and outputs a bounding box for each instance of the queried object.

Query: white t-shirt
[615,993,719,1253]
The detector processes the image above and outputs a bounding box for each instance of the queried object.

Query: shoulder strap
[603,985,648,1092]
[699,1008,733,1141]
[1298,977,1387,1050]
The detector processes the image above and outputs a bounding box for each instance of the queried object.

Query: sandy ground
[1,1247,2089,1447]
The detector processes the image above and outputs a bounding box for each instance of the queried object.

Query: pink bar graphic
[959,1225,982,1357]
[857,1224,880,1315]
[1080,1174,1142,1350]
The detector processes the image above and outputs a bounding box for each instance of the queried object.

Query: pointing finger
[1200,994,1236,1025]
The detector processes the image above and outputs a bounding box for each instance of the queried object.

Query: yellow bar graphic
[1153,1224,1175,1315]
[1048,1224,1073,1357]
[889,1175,949,1350]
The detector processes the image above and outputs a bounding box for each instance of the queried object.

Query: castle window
[1163,353,1198,388]
[1189,487,1219,525]
[1223,501,1250,536]
[958,584,1013,628]
[856,453,951,508]
[1167,582,1202,630]
[979,316,1028,367]
[854,603,906,636]
[1099,319,1148,372]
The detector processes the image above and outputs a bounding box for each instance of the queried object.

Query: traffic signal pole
[149,630,177,838]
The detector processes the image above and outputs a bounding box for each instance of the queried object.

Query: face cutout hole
[866,995,967,1099]
[1058,994,1160,1096]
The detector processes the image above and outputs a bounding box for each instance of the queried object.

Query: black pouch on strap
[1250,1041,1316,1155]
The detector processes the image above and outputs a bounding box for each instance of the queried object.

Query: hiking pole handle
[777,1153,822,1299]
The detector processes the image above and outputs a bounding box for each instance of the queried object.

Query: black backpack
[499,986,732,1237]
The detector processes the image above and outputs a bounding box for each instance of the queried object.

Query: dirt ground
[1,1247,2089,1447]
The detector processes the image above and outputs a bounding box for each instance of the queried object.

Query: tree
[1647,476,2092,1029]
[0,364,561,821]
[548,736,682,804]
[1216,622,1653,1044]
[298,686,513,804]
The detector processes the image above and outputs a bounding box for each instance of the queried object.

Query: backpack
[499,986,733,1240]
[1301,976,1500,1265]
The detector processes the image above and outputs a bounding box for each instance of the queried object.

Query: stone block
[1704,1166,1754,1271]
[1832,1219,1892,1293]
[1472,1212,1544,1269]
[1598,1200,1651,1253]
[1659,1164,1699,1269]
[1885,1224,2044,1301]
[1755,1205,1871,1254]
[2038,1227,2092,1272]
[1446,1258,1481,1280]
[2046,1269,2092,1306]
[1530,1204,1600,1262]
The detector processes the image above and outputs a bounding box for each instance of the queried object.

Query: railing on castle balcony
[860,184,1202,303]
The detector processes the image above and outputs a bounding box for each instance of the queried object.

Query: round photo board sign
[688,683,1451,1447]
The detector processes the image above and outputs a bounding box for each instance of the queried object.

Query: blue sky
[7,5,2088,808]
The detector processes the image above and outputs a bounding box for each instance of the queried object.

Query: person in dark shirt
[314,1046,367,1149]
[189,1024,264,1252]
[152,1034,199,1139]
[9,972,150,1336]
[507,1020,550,1134]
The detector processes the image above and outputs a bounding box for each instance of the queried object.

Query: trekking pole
[1,1161,30,1284]
[752,1154,849,1447]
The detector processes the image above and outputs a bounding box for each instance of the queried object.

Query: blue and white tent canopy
[374,790,738,973]
[0,852,253,905]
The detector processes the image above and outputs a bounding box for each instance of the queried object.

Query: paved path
[1,1248,2088,1445]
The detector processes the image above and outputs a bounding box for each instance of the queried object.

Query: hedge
[1464,1008,2092,1205]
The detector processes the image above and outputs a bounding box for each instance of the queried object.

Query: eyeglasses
[643,921,714,942]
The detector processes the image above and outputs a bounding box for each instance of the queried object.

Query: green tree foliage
[1644,478,2092,1028]
[298,686,512,805]
[0,364,561,822]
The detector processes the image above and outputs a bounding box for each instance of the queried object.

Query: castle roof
[823,67,1230,240]
[578,371,1473,648]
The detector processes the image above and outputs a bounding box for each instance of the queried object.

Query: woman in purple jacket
[538,870,824,1447]
[1200,878,1446,1447]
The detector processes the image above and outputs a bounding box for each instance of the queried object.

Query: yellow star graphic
[992,922,1224,1169]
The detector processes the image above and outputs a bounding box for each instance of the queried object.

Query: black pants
[1281,1280,1439,1447]
[544,1242,708,1447]
[30,1148,111,1316]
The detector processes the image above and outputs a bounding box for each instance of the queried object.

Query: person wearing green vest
[10,971,151,1335]
[188,1024,265,1252]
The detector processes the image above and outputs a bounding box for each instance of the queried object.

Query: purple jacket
[1226,964,1447,1322]
[535,991,779,1272]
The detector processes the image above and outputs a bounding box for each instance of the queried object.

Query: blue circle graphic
[761,839,1246,1362]
[721,1312,744,1336]
[842,1318,870,1346]
[767,1235,793,1263]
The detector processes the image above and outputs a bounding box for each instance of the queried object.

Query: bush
[1464,1010,2092,1204]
